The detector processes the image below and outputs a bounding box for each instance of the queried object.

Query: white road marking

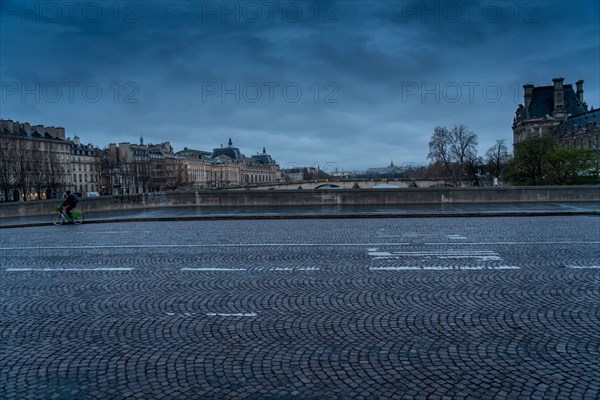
[566,265,600,269]
[425,241,600,246]
[181,268,246,271]
[95,231,152,234]
[437,256,502,260]
[369,251,498,255]
[368,250,501,261]
[0,242,412,251]
[166,312,257,317]
[447,235,467,240]
[206,313,257,317]
[5,268,134,272]
[370,265,520,271]
[180,267,319,272]
[2,242,597,251]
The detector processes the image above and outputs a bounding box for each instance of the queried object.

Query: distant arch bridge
[236,180,455,190]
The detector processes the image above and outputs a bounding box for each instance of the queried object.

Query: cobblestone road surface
[1,216,599,399]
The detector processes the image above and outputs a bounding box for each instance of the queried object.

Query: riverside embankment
[1,186,599,220]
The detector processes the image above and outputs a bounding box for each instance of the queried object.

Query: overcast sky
[1,0,599,171]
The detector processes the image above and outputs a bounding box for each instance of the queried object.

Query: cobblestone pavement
[1,216,599,399]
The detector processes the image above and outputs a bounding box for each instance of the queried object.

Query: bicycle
[52,206,84,225]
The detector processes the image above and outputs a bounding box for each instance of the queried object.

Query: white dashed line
[566,265,600,269]
[206,313,257,317]
[181,268,247,271]
[5,268,134,272]
[271,267,320,271]
[447,235,467,240]
[95,231,153,234]
[0,242,412,251]
[370,266,520,271]
[425,241,600,246]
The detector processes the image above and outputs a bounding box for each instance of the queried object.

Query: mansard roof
[211,138,243,160]
[250,148,274,164]
[211,147,242,160]
[555,109,600,135]
[527,85,586,118]
[177,148,211,160]
[250,154,274,164]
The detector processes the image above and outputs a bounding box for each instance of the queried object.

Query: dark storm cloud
[1,0,598,169]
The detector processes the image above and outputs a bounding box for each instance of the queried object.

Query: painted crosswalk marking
[165,312,257,317]
[368,250,502,261]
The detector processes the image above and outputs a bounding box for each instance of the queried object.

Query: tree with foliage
[428,124,479,185]
[546,146,597,184]
[510,136,597,185]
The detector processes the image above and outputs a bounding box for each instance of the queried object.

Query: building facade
[513,78,599,152]
[178,139,282,188]
[70,136,102,195]
[101,139,183,194]
[0,119,77,201]
[2,119,283,199]
[175,148,212,190]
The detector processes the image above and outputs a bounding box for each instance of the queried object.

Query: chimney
[552,77,565,118]
[523,84,534,112]
[576,80,584,103]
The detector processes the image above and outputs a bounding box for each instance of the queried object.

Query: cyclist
[61,190,79,222]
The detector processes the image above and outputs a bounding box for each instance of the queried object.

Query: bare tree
[29,141,46,199]
[100,147,119,194]
[428,124,479,185]
[13,139,33,201]
[46,151,66,198]
[485,139,511,183]
[0,137,15,201]
[175,160,191,189]
[427,126,456,181]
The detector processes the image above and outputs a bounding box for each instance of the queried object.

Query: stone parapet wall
[1,186,599,218]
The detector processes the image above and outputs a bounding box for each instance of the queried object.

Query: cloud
[1,0,598,169]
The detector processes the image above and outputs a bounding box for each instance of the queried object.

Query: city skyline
[1,1,599,170]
